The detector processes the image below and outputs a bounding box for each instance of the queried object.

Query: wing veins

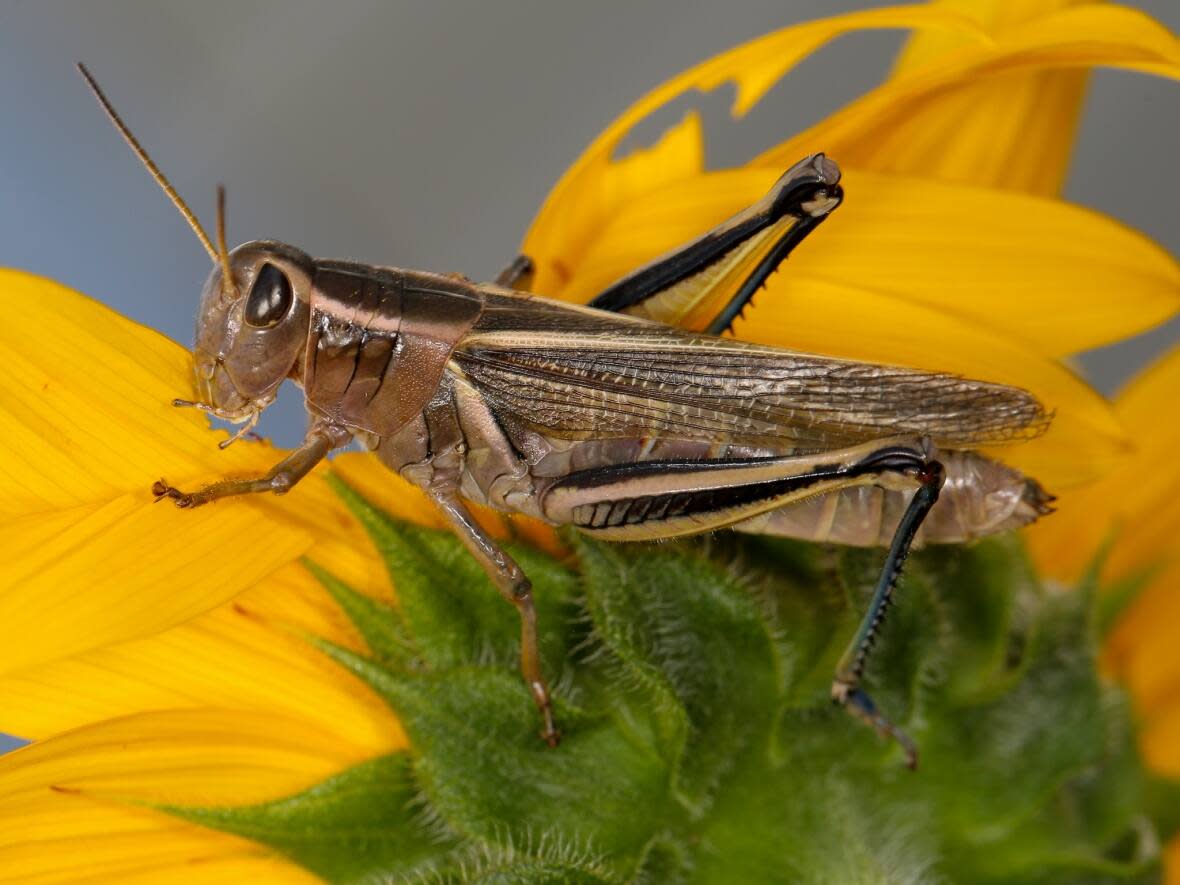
[454,334,1049,448]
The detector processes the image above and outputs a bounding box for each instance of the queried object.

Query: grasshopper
[80,65,1053,766]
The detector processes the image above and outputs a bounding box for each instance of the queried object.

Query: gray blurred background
[0,3,1176,753]
[1,1,1177,449]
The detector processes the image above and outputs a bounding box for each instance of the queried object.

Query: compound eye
[243,263,292,327]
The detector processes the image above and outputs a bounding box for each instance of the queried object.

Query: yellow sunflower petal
[1104,564,1180,729]
[0,709,373,883]
[799,170,1179,355]
[102,857,315,885]
[757,4,1180,177]
[0,709,368,803]
[1168,837,1180,885]
[522,5,985,296]
[728,277,1125,488]
[0,563,404,749]
[1142,701,1180,779]
[557,167,1179,355]
[1027,342,1180,581]
[1,801,318,885]
[86,857,317,885]
[0,496,311,677]
[890,0,1088,72]
[884,0,1092,195]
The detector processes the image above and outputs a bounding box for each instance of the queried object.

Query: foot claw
[151,479,196,508]
[527,680,561,748]
[833,680,919,770]
[541,727,562,749]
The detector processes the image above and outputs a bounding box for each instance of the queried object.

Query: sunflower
[1,1,1178,882]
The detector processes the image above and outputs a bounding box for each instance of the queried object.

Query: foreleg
[153,424,345,508]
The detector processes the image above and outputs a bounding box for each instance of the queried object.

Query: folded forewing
[452,321,1050,450]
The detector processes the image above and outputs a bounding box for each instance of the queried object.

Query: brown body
[263,261,1046,548]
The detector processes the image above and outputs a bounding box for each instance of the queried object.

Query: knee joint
[269,473,294,494]
[512,579,533,603]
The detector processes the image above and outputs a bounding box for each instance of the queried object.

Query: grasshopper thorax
[192,240,314,424]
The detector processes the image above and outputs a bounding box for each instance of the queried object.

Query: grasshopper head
[190,240,314,426]
[75,65,315,443]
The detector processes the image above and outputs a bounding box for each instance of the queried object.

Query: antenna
[76,63,219,264]
[215,185,235,298]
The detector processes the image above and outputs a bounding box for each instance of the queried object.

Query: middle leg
[430,492,560,748]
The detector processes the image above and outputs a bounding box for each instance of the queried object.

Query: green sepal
[164,752,624,884]
[163,754,451,883]
[1147,776,1180,845]
[572,534,780,810]
[323,474,579,675]
[301,557,415,667]
[318,644,670,858]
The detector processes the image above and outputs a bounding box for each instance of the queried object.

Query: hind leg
[831,460,946,769]
[587,154,842,334]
